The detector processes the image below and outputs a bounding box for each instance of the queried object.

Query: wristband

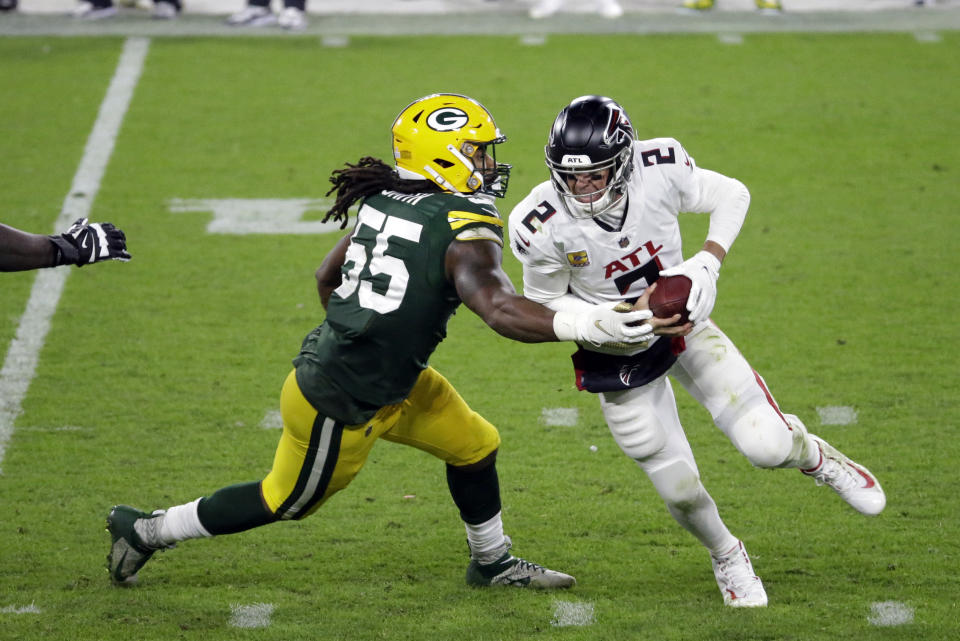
[552,311,578,342]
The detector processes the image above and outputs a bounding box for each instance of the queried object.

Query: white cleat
[711,540,768,608]
[226,5,276,26]
[803,434,886,516]
[71,1,118,19]
[277,6,307,30]
[597,0,623,18]
[151,0,178,19]
[529,0,562,19]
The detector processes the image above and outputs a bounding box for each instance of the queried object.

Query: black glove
[49,217,131,267]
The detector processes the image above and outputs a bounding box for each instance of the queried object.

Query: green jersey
[293,190,504,425]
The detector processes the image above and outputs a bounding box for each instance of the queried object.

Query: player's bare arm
[446,238,558,343]
[448,239,653,347]
[315,233,351,309]
[700,240,726,264]
[2,218,130,272]
[0,223,57,271]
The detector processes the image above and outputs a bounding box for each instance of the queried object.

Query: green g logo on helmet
[391,93,511,198]
[426,107,469,132]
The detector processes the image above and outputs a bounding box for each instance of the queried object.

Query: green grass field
[1,31,958,641]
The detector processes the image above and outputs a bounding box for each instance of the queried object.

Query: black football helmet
[545,95,636,219]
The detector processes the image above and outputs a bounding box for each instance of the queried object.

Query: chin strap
[422,165,459,194]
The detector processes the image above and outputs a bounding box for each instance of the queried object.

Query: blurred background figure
[71,0,117,18]
[227,0,308,30]
[0,0,18,13]
[529,0,623,19]
[151,0,180,17]
[682,0,783,12]
[70,0,181,19]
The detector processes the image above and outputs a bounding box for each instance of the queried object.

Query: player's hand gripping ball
[649,275,692,324]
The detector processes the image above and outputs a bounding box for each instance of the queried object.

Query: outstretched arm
[447,238,556,342]
[522,262,690,338]
[0,223,57,271]
[446,239,653,346]
[1,218,130,272]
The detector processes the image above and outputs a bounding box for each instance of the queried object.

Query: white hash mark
[551,600,595,627]
[541,407,578,427]
[868,601,914,627]
[260,409,283,429]
[817,406,858,425]
[229,603,275,629]
[1,602,41,614]
[322,35,350,48]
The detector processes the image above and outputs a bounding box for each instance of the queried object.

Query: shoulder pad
[422,191,498,217]
[419,193,504,243]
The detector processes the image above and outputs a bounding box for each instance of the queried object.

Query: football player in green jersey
[105,94,675,589]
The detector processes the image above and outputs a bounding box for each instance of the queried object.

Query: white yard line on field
[0,37,149,475]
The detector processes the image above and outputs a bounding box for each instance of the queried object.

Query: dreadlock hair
[323,156,442,229]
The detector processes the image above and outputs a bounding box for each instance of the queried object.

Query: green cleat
[106,505,168,585]
[466,537,575,589]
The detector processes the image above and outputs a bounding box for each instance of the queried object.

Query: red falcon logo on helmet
[604,107,631,146]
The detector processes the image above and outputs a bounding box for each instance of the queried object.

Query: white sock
[465,512,506,563]
[713,538,743,559]
[800,438,823,471]
[158,498,212,545]
[666,493,739,557]
[779,413,823,470]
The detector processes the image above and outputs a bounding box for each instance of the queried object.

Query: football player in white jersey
[508,95,886,608]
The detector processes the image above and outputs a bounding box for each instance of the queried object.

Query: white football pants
[598,320,814,554]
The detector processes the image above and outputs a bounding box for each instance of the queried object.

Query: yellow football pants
[261,367,501,520]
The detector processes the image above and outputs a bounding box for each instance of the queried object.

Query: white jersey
[509,137,733,308]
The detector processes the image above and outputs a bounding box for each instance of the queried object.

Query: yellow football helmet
[391,93,511,198]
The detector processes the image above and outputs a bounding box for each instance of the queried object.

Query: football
[649,275,692,324]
